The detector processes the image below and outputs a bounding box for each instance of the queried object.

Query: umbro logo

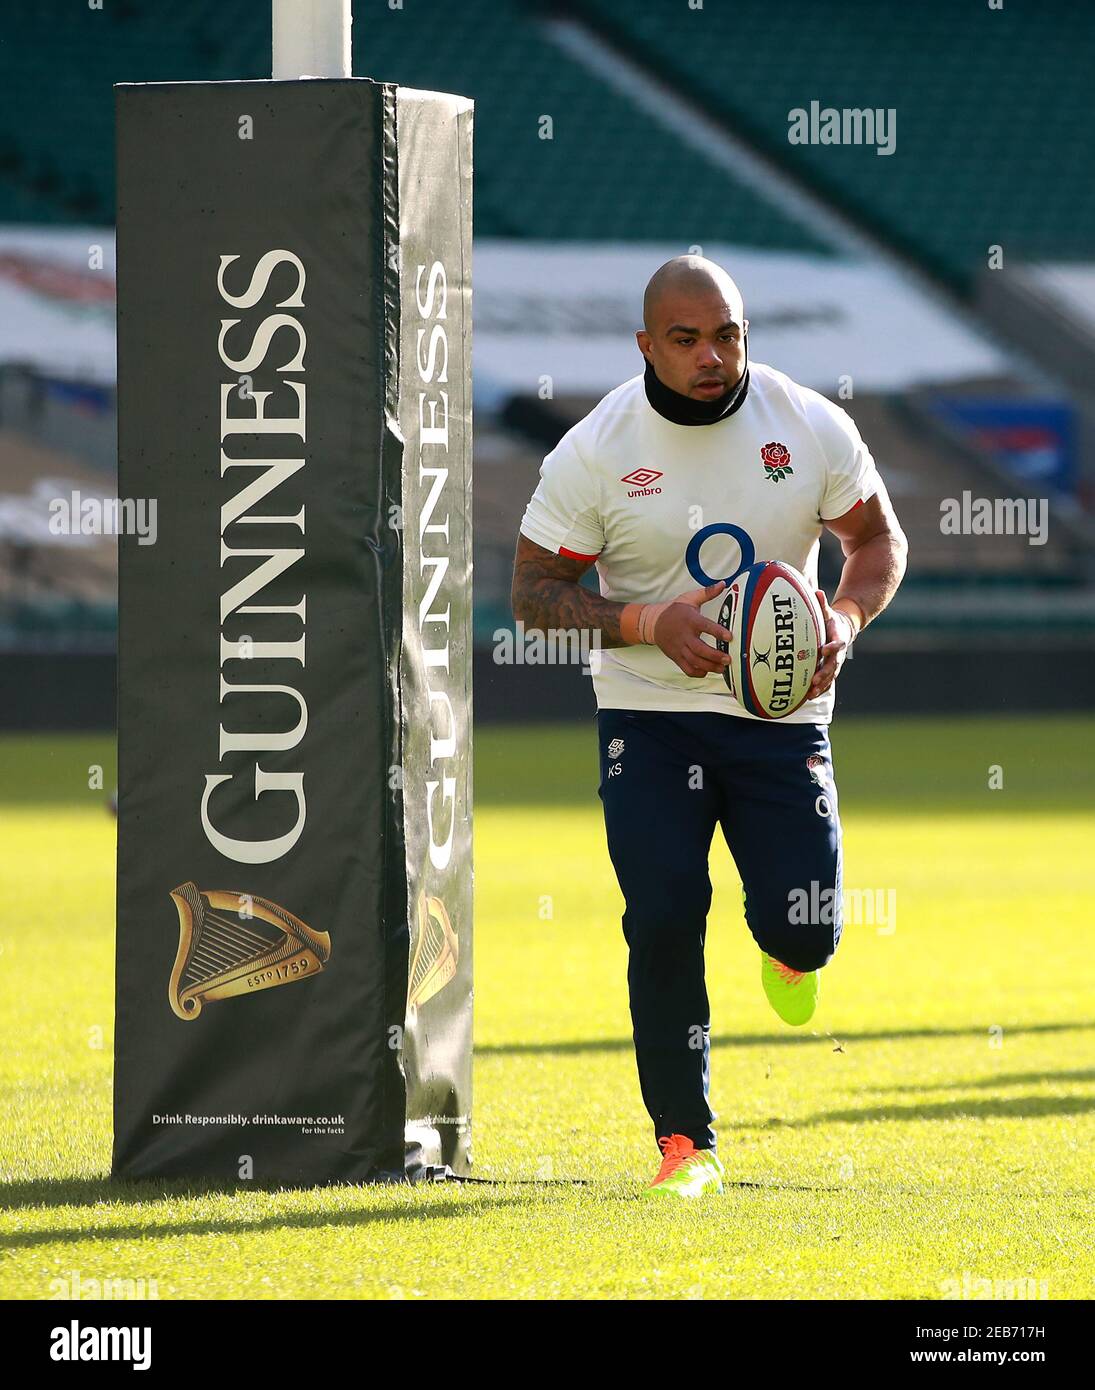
[621,467,663,497]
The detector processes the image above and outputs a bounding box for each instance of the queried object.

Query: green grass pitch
[1,716,1092,1300]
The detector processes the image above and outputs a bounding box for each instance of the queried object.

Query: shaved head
[637,255,748,401]
[643,255,744,335]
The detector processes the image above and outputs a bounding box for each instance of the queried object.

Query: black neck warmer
[643,340,750,426]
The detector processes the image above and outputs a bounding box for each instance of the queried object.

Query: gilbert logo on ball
[760,441,793,482]
[715,561,823,718]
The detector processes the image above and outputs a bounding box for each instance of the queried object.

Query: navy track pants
[597,708,844,1153]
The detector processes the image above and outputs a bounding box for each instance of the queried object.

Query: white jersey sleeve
[519,429,605,560]
[815,397,881,521]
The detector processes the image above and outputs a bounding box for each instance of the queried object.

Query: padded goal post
[113,77,473,1184]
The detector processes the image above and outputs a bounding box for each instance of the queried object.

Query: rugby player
[512,256,908,1197]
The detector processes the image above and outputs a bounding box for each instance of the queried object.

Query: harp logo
[407,891,458,1021]
[168,882,331,1020]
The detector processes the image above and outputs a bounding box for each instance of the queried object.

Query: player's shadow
[475,1019,1095,1056]
[865,1066,1095,1093]
[0,1176,529,1249]
[775,1092,1095,1128]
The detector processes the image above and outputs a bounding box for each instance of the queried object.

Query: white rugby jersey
[518,361,881,723]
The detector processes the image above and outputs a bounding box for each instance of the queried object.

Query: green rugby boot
[643,1134,725,1198]
[761,952,819,1026]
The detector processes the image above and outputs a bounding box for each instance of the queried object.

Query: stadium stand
[0,0,828,251]
[570,0,1095,289]
[0,425,117,648]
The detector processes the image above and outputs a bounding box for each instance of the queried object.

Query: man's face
[637,291,748,400]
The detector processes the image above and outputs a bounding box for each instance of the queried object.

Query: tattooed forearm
[511,535,631,647]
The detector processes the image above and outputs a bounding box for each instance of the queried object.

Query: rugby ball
[715,561,824,718]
